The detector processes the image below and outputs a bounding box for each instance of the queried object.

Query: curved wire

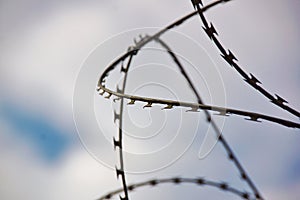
[112,54,134,200]
[192,0,300,118]
[154,37,264,199]
[96,1,299,200]
[98,56,300,129]
[97,1,234,199]
[96,177,255,200]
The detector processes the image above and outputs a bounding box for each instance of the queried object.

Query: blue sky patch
[0,102,72,163]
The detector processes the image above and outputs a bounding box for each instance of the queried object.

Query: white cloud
[1,0,299,199]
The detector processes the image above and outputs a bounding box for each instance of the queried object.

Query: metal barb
[113,137,121,150]
[249,73,261,85]
[274,94,288,104]
[116,85,123,93]
[162,104,173,110]
[127,99,135,105]
[245,115,262,123]
[214,110,229,116]
[114,110,120,123]
[221,50,238,66]
[143,102,152,108]
[119,195,128,200]
[120,66,128,73]
[191,0,203,9]
[105,93,112,99]
[99,90,105,96]
[186,106,199,112]
[113,97,121,102]
[203,22,218,39]
[115,168,124,179]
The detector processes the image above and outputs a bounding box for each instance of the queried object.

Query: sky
[0,0,300,199]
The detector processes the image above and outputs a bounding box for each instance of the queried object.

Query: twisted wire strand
[96,177,255,200]
[192,0,300,118]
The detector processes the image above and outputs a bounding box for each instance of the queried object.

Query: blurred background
[0,0,300,199]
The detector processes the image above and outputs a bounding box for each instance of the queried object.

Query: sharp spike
[143,102,152,108]
[186,106,199,112]
[116,85,123,93]
[214,110,229,116]
[221,50,238,66]
[120,66,128,73]
[191,0,203,9]
[274,94,288,104]
[203,22,218,40]
[127,99,135,105]
[105,93,112,99]
[245,115,262,123]
[250,73,261,84]
[113,110,120,123]
[245,73,261,85]
[119,195,128,200]
[115,167,123,179]
[113,137,121,150]
[99,90,105,96]
[162,104,173,110]
[103,71,109,77]
[113,97,121,102]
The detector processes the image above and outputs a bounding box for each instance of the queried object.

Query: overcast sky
[1,0,300,200]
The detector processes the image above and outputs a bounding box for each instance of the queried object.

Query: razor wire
[95,1,300,200]
[97,177,255,200]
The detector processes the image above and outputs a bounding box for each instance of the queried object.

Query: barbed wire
[153,37,263,199]
[98,84,300,129]
[97,177,255,200]
[96,0,299,200]
[112,53,134,200]
[192,0,300,118]
[98,2,228,198]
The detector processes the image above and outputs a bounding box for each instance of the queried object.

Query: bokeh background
[1,0,300,199]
